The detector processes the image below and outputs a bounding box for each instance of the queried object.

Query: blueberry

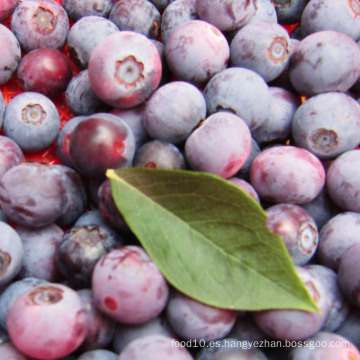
[274,0,309,25]
[248,0,278,24]
[88,31,162,109]
[17,48,73,98]
[92,245,169,324]
[77,349,118,360]
[61,0,114,21]
[265,203,318,265]
[165,20,229,87]
[142,81,206,144]
[326,150,360,212]
[0,0,19,22]
[16,224,64,282]
[203,67,271,131]
[195,0,257,31]
[148,0,175,12]
[133,140,186,170]
[184,112,252,179]
[230,21,291,83]
[7,283,88,359]
[317,212,360,271]
[292,92,360,160]
[166,289,237,342]
[289,30,360,96]
[0,135,24,180]
[3,92,61,152]
[0,23,21,86]
[11,0,70,52]
[0,342,27,359]
[67,15,119,69]
[109,0,161,39]
[336,307,360,349]
[235,138,261,181]
[227,177,260,203]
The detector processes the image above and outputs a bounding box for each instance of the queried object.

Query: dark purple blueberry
[142,81,206,144]
[77,289,116,352]
[55,115,87,168]
[75,209,112,229]
[203,67,271,131]
[0,23,21,86]
[54,164,88,227]
[196,0,257,31]
[317,212,360,271]
[88,31,162,109]
[133,140,186,170]
[56,224,122,288]
[109,0,161,39]
[166,289,237,342]
[252,266,330,341]
[301,0,360,40]
[110,103,149,149]
[289,30,360,96]
[118,335,194,360]
[288,331,360,359]
[185,112,252,179]
[160,0,198,45]
[61,0,114,21]
[0,0,19,22]
[230,21,291,83]
[0,162,68,228]
[265,203,318,265]
[3,92,61,152]
[16,224,64,282]
[305,264,350,332]
[149,0,175,12]
[69,113,136,179]
[252,86,298,145]
[112,314,176,353]
[0,277,47,331]
[326,150,360,212]
[227,177,260,203]
[7,283,88,359]
[92,245,169,324]
[292,92,360,160]
[165,20,229,88]
[249,145,326,204]
[67,15,119,69]
[11,0,70,52]
[274,0,309,25]
[17,48,72,98]
[77,349,118,360]
[336,308,360,349]
[0,135,24,180]
[0,221,24,286]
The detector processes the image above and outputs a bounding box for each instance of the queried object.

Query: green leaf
[107,167,318,312]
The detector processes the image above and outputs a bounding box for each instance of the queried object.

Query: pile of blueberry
[1,0,360,359]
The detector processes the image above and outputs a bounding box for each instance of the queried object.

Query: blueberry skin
[274,0,309,25]
[165,20,230,88]
[0,135,25,180]
[133,140,186,170]
[227,177,260,203]
[109,0,161,39]
[288,332,360,359]
[88,31,162,109]
[0,92,4,128]
[185,112,252,179]
[203,67,271,131]
[250,145,325,204]
[161,0,198,44]
[0,221,24,287]
[118,335,194,360]
[305,264,350,332]
[16,224,64,282]
[252,86,298,145]
[3,92,61,152]
[230,21,291,83]
[0,23,21,86]
[61,0,114,21]
[11,0,70,53]
[318,212,360,271]
[235,138,261,181]
[166,289,237,342]
[265,203,318,266]
[143,81,206,144]
[301,0,360,40]
[67,16,119,69]
[289,30,360,96]
[195,0,257,32]
[292,92,360,160]
[77,349,118,360]
[248,0,277,24]
[326,150,360,212]
[0,0,19,22]
[336,308,360,349]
